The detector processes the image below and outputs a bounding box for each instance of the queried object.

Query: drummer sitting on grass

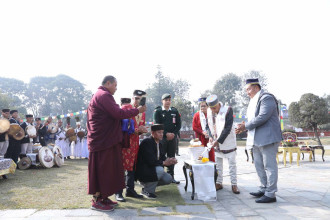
[135,124,177,199]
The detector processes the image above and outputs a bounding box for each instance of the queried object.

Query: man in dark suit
[135,124,177,199]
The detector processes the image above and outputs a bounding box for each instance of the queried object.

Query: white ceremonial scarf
[199,110,207,132]
[246,90,261,148]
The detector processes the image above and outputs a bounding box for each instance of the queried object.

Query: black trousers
[161,136,177,177]
[5,138,21,164]
[117,170,136,194]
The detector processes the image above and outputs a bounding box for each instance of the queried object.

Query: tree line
[1,71,329,144]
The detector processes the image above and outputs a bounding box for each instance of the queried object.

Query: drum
[77,131,85,139]
[47,143,55,151]
[52,145,64,167]
[18,157,32,170]
[26,125,36,137]
[38,147,54,168]
[32,144,42,153]
[11,127,25,140]
[48,123,58,134]
[69,135,77,143]
[8,124,21,136]
[65,128,75,138]
[0,118,10,133]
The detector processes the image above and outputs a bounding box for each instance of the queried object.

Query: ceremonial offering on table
[188,139,209,161]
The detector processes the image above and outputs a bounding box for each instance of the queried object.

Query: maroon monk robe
[87,86,139,199]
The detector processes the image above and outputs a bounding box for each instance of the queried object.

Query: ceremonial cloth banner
[0,158,17,176]
[190,160,217,201]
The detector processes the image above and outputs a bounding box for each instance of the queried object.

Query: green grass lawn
[0,159,185,210]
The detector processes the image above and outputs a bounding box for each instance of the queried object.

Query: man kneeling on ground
[135,124,177,199]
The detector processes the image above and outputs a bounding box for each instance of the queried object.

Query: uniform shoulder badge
[154,106,162,112]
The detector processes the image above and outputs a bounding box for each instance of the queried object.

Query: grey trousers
[140,166,173,194]
[0,141,9,157]
[253,142,279,198]
[215,151,237,185]
[21,143,33,154]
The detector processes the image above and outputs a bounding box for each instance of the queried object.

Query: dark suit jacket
[135,137,166,182]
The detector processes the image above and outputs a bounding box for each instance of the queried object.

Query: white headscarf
[199,110,207,132]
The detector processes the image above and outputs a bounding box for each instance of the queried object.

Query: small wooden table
[308,145,325,162]
[278,147,301,166]
[183,160,218,200]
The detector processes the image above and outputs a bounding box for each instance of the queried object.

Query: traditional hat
[10,110,18,114]
[162,93,171,100]
[133,90,146,96]
[245,78,260,86]
[25,114,33,118]
[35,117,41,121]
[121,98,131,104]
[2,109,10,113]
[151,124,164,131]
[206,95,219,107]
[198,97,207,102]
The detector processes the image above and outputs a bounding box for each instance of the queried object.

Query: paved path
[1,147,329,219]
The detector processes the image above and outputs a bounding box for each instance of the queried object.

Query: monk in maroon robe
[87,75,146,211]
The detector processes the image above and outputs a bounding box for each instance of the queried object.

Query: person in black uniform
[153,93,181,184]
[135,124,177,199]
[5,110,21,164]
[20,114,35,155]
[34,117,47,146]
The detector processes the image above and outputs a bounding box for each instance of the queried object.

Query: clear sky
[0,0,329,106]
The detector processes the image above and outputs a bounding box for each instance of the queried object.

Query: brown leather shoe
[232,185,240,194]
[216,183,223,191]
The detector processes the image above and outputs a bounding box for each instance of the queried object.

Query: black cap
[35,117,41,121]
[121,98,131,104]
[161,93,171,100]
[133,90,146,96]
[245,78,260,85]
[198,97,207,102]
[2,109,10,113]
[10,110,18,114]
[26,114,33,118]
[151,124,164,131]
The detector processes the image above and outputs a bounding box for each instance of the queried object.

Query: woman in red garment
[192,97,215,162]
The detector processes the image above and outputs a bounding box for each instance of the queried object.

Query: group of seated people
[0,108,89,175]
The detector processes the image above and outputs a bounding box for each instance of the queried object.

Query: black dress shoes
[126,190,143,199]
[172,179,180,184]
[115,193,126,202]
[249,191,265,198]
[255,195,277,203]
